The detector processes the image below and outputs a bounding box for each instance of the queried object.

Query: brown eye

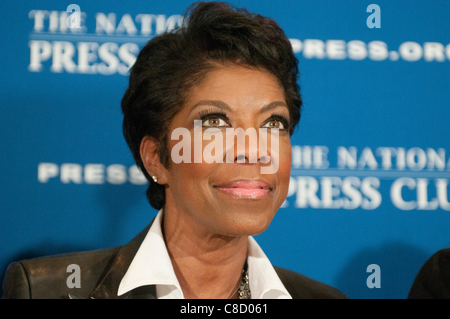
[208,118,220,126]
[202,117,228,127]
[263,119,284,129]
[269,120,279,128]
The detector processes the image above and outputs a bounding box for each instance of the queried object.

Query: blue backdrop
[1,0,449,299]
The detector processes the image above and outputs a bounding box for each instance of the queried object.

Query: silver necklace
[229,267,251,299]
[238,270,251,299]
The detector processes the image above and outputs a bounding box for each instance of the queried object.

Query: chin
[219,208,277,237]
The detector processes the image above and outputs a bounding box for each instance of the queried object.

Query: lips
[213,180,272,199]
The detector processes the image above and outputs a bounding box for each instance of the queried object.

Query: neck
[162,208,248,299]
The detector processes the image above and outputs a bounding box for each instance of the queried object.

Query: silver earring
[152,176,158,183]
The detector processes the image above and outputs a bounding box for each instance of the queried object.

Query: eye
[262,114,289,131]
[262,119,285,129]
[203,117,229,128]
[199,109,230,128]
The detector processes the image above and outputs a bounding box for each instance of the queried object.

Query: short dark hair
[121,1,302,210]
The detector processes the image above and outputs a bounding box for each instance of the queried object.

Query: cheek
[279,141,292,172]
[277,140,292,193]
[167,133,216,194]
[166,162,215,212]
[169,161,212,186]
[167,129,216,180]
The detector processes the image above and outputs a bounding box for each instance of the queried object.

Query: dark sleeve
[408,248,450,299]
[274,266,348,299]
[2,262,31,299]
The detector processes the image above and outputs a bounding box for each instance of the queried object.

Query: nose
[225,127,274,165]
[235,152,269,164]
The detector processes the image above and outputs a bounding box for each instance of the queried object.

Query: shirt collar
[118,210,291,299]
[247,236,291,299]
[118,210,183,298]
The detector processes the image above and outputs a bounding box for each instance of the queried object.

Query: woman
[3,2,346,299]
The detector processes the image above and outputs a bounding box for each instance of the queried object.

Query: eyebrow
[189,100,288,115]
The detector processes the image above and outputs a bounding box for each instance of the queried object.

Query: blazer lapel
[89,220,157,299]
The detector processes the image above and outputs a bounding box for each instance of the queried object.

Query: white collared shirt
[118,210,291,299]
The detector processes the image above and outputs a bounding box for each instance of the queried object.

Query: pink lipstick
[214,180,271,199]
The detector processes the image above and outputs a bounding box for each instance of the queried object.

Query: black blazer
[408,248,450,299]
[2,221,347,299]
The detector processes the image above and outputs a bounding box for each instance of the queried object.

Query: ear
[140,136,169,185]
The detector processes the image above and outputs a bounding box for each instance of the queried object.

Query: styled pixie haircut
[121,1,302,210]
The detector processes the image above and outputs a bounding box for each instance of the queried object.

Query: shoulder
[273,266,348,299]
[3,221,153,299]
[2,246,121,299]
[408,248,450,299]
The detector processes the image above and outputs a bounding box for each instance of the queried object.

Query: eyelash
[199,109,229,124]
[199,109,290,131]
[267,113,290,131]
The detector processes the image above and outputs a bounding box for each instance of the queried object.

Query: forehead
[186,65,286,111]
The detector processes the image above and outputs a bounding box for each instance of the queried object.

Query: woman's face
[163,65,292,237]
